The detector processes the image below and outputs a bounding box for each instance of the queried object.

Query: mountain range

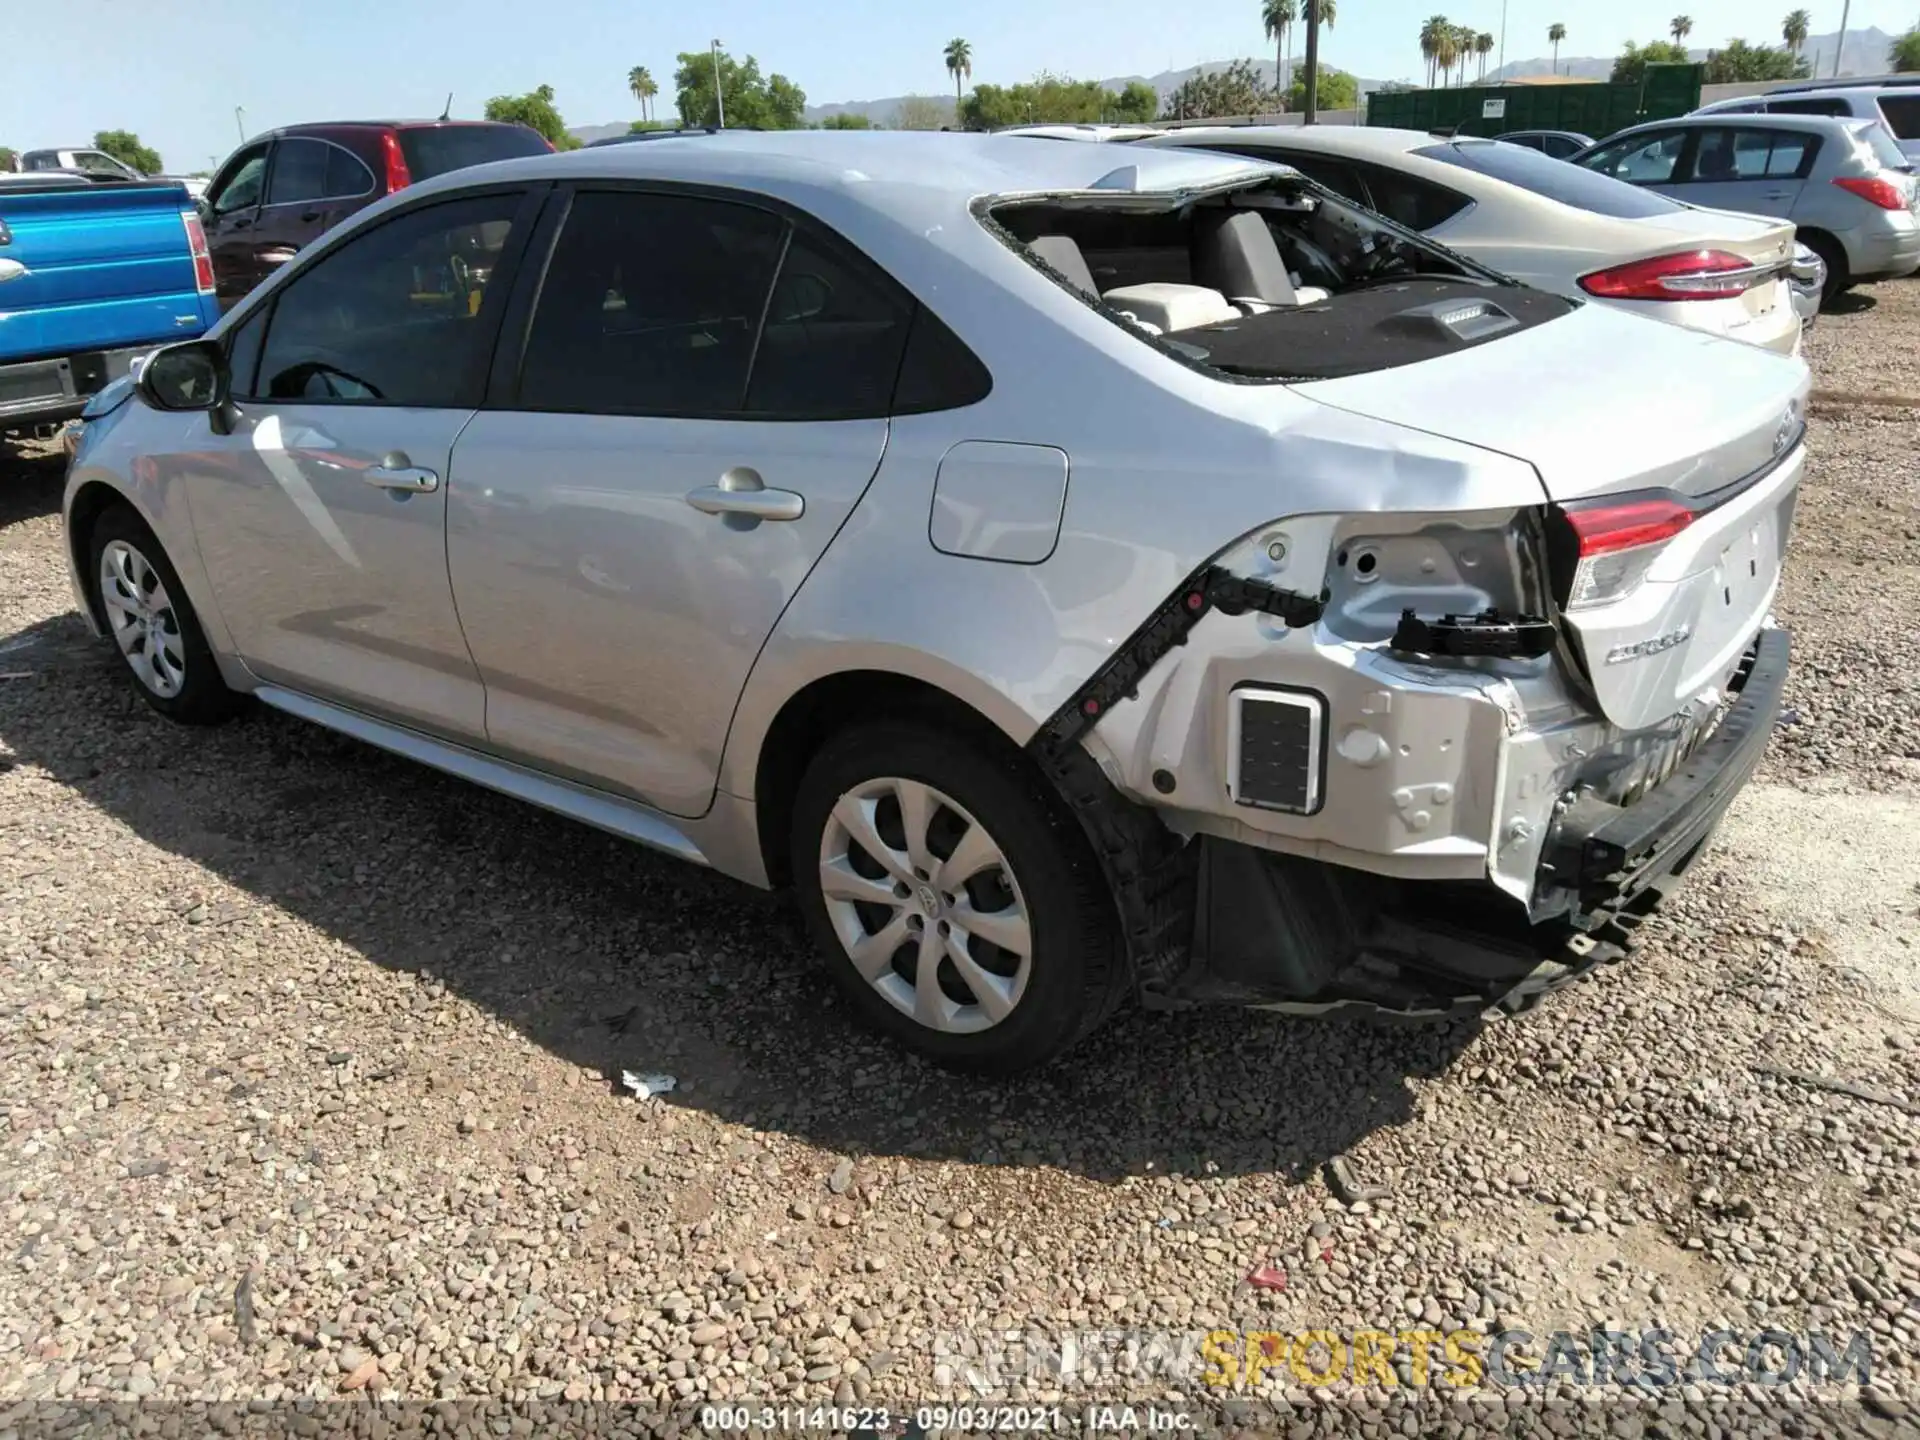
[566,25,1902,140]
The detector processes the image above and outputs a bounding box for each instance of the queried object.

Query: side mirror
[135,338,229,413]
[195,194,213,224]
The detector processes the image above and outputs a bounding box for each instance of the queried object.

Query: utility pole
[1302,1,1321,123]
[1498,0,1509,83]
[1832,0,1849,76]
[711,40,726,127]
[234,107,246,143]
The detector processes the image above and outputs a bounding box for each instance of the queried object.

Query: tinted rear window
[1851,121,1911,171]
[1413,140,1686,218]
[397,124,552,179]
[1880,95,1920,141]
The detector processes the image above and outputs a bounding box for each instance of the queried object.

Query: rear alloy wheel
[88,504,241,725]
[790,723,1124,1073]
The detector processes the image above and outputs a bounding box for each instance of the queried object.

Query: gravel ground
[2,287,1917,1430]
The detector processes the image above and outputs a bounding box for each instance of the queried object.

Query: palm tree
[1264,0,1297,101]
[943,38,973,106]
[1548,21,1567,74]
[1783,8,1811,53]
[1419,14,1451,85]
[1453,24,1475,82]
[627,65,657,123]
[1670,14,1693,43]
[1475,30,1495,79]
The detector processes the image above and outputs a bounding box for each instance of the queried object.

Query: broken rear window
[983,174,1574,382]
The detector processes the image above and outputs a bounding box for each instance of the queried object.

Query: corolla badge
[1606,627,1692,665]
[0,258,28,284]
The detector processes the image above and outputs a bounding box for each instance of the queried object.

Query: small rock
[827,1160,853,1195]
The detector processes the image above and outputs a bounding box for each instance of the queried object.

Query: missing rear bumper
[1152,629,1788,1018]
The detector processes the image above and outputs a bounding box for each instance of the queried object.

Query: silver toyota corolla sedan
[60,132,1805,1074]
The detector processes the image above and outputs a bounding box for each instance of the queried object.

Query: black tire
[86,502,243,725]
[789,721,1126,1075]
[1801,232,1848,307]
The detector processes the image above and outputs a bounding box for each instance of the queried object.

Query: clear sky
[5,0,1912,171]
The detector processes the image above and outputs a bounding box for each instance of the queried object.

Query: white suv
[1695,77,1920,163]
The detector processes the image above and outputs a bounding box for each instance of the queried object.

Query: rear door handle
[686,475,805,522]
[364,464,440,494]
[1762,189,1792,200]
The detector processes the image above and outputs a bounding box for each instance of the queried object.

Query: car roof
[1614,111,1874,134]
[1150,125,1462,158]
[402,129,1284,202]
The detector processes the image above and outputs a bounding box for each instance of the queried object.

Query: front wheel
[789,722,1126,1074]
[87,503,242,725]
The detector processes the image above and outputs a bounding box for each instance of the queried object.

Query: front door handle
[1762,189,1792,200]
[686,472,805,523]
[255,245,298,266]
[364,463,440,494]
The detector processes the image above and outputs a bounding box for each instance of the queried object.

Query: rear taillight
[1831,174,1907,211]
[1552,499,1693,610]
[380,131,414,192]
[1578,250,1766,302]
[179,211,215,296]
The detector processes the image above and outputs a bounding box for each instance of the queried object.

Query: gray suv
[1693,76,1920,163]
[1574,113,1920,301]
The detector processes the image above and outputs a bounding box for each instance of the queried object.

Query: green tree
[628,66,658,124]
[1474,30,1495,79]
[1452,25,1475,83]
[1159,59,1276,120]
[673,50,807,129]
[1893,27,1920,71]
[482,85,581,148]
[1611,38,1689,83]
[1782,9,1810,54]
[944,38,973,105]
[964,72,1151,127]
[1263,0,1296,101]
[890,95,956,129]
[93,130,162,174]
[1110,80,1162,121]
[1419,15,1451,86]
[1286,64,1357,110]
[1548,22,1567,74]
[0,146,16,171]
[819,112,874,128]
[1669,14,1692,42]
[1701,38,1809,82]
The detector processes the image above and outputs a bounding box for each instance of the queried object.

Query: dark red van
[198,120,554,310]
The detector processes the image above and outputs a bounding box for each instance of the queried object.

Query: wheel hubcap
[99,539,186,699]
[818,776,1032,1035]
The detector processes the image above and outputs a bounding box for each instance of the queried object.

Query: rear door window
[1500,133,1545,151]
[1576,129,1688,184]
[516,191,787,415]
[1879,95,1920,141]
[1414,140,1686,217]
[1541,134,1586,159]
[322,144,377,199]
[1686,127,1818,181]
[747,228,914,417]
[266,138,330,205]
[397,125,554,179]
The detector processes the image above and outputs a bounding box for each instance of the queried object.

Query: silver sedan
[62,132,1806,1072]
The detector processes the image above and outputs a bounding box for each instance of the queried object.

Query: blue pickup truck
[0,174,220,437]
